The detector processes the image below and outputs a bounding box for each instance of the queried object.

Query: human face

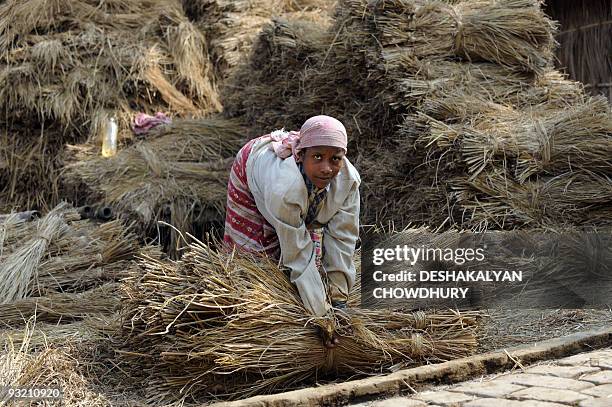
[299,146,345,189]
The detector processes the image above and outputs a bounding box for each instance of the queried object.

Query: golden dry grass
[118,238,481,402]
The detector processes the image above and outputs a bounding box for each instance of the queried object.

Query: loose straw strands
[0,323,112,406]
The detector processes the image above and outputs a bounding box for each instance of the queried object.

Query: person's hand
[323,333,340,349]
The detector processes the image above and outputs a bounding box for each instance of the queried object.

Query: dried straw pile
[0,203,157,325]
[362,0,611,228]
[0,0,220,212]
[0,323,115,406]
[183,0,334,81]
[62,117,246,256]
[221,10,387,145]
[118,239,480,402]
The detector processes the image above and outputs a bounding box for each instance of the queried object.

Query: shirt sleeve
[251,176,329,317]
[323,181,360,303]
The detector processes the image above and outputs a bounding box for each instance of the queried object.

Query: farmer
[224,115,360,333]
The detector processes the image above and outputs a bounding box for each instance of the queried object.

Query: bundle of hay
[118,239,480,402]
[0,284,121,327]
[0,0,220,212]
[0,203,158,304]
[62,117,246,256]
[184,0,334,81]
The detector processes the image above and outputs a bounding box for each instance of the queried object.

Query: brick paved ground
[352,348,612,407]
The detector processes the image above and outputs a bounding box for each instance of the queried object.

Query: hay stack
[0,0,220,212]
[348,0,612,228]
[222,17,334,136]
[0,203,158,303]
[62,117,246,257]
[0,0,219,129]
[184,0,334,81]
[119,239,480,402]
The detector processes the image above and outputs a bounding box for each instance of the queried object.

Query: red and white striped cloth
[223,136,323,264]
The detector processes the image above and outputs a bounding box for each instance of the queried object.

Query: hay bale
[118,239,480,402]
[62,117,246,256]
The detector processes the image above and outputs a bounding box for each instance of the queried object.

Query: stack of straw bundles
[0,0,220,212]
[62,116,246,257]
[0,203,158,303]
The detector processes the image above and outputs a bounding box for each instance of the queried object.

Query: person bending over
[224,115,360,345]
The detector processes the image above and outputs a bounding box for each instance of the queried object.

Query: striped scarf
[298,162,328,227]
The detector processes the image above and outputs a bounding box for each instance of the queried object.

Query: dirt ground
[478,308,612,353]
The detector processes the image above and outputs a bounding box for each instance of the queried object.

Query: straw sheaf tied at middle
[119,239,480,401]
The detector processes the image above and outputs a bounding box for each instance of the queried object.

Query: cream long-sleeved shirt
[246,136,361,317]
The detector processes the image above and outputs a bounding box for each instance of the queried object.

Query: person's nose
[321,162,332,175]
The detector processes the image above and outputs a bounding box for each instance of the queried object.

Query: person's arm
[323,181,360,305]
[250,172,329,317]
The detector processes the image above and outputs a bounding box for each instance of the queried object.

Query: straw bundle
[453,171,612,228]
[0,0,220,130]
[0,284,120,327]
[0,204,72,304]
[411,96,612,179]
[360,0,557,75]
[119,239,480,402]
[0,203,158,299]
[63,117,245,256]
[185,0,334,80]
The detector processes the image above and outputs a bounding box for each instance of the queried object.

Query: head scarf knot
[270,115,348,160]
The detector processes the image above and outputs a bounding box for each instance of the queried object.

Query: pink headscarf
[270,115,348,160]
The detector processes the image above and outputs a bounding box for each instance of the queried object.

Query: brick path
[352,348,612,407]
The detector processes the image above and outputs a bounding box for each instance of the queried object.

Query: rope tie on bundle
[413,310,427,330]
[534,119,552,167]
[410,333,425,357]
[323,345,338,372]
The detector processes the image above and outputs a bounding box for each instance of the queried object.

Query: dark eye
[313,154,322,160]
[333,156,342,162]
